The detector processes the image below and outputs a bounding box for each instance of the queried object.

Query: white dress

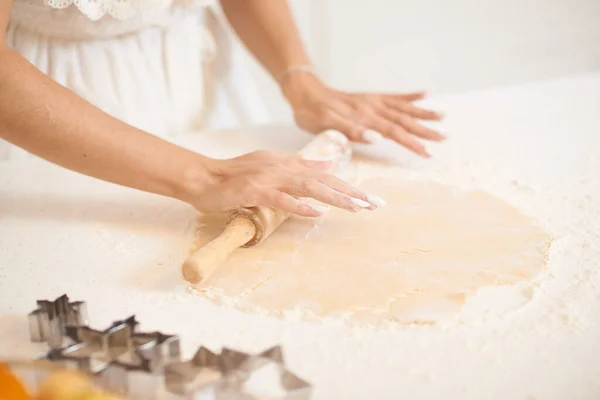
[2,0,271,160]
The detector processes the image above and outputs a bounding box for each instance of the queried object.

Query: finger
[383,97,442,121]
[311,172,376,207]
[293,164,371,201]
[265,190,323,217]
[391,91,426,102]
[377,108,445,141]
[297,158,335,171]
[319,108,368,143]
[298,170,386,210]
[297,161,386,209]
[282,178,363,212]
[366,115,431,157]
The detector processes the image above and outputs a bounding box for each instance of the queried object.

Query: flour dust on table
[2,76,600,400]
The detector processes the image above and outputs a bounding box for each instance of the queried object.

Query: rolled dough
[192,179,551,324]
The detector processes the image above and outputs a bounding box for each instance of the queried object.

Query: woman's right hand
[182,150,385,217]
[0,35,380,217]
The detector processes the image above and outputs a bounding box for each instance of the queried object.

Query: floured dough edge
[188,234,552,330]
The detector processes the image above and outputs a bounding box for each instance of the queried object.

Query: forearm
[0,48,208,201]
[220,0,311,80]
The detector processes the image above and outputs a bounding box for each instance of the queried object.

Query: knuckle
[395,112,411,124]
[241,181,264,204]
[243,192,262,206]
[345,125,365,139]
[394,134,411,146]
[403,137,424,151]
[254,164,281,180]
[394,101,408,110]
[272,191,290,207]
[353,104,374,117]
[353,115,369,126]
[324,192,345,207]
[389,126,407,138]
[318,107,336,122]
[247,168,267,181]
[300,178,317,194]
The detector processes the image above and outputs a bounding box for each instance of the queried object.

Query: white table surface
[1,73,599,399]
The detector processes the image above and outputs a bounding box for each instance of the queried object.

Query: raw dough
[193,179,551,324]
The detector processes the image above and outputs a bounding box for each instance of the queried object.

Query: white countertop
[1,73,599,399]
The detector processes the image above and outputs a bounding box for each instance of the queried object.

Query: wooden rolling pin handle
[182,131,351,285]
[181,215,257,284]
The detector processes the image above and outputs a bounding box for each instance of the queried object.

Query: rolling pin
[181,130,352,284]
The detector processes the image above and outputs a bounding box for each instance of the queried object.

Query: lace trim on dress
[43,0,182,21]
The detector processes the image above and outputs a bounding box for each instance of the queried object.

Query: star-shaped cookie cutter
[236,346,312,400]
[28,294,88,349]
[46,315,181,395]
[27,295,313,399]
[164,346,224,395]
[164,345,312,399]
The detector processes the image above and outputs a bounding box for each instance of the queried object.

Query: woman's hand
[282,73,445,158]
[0,47,380,219]
[183,151,383,218]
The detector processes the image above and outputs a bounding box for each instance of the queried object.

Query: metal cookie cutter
[28,295,312,399]
[164,345,312,400]
[164,346,224,396]
[46,315,181,396]
[236,346,312,400]
[28,294,88,349]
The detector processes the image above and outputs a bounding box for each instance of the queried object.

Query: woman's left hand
[282,73,445,158]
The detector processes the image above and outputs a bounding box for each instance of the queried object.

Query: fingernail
[367,194,387,207]
[362,129,384,144]
[350,197,371,208]
[309,203,330,214]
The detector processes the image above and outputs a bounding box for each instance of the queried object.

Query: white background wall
[244,0,600,123]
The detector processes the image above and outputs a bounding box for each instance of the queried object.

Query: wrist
[281,71,327,107]
[277,64,316,86]
[174,153,218,205]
